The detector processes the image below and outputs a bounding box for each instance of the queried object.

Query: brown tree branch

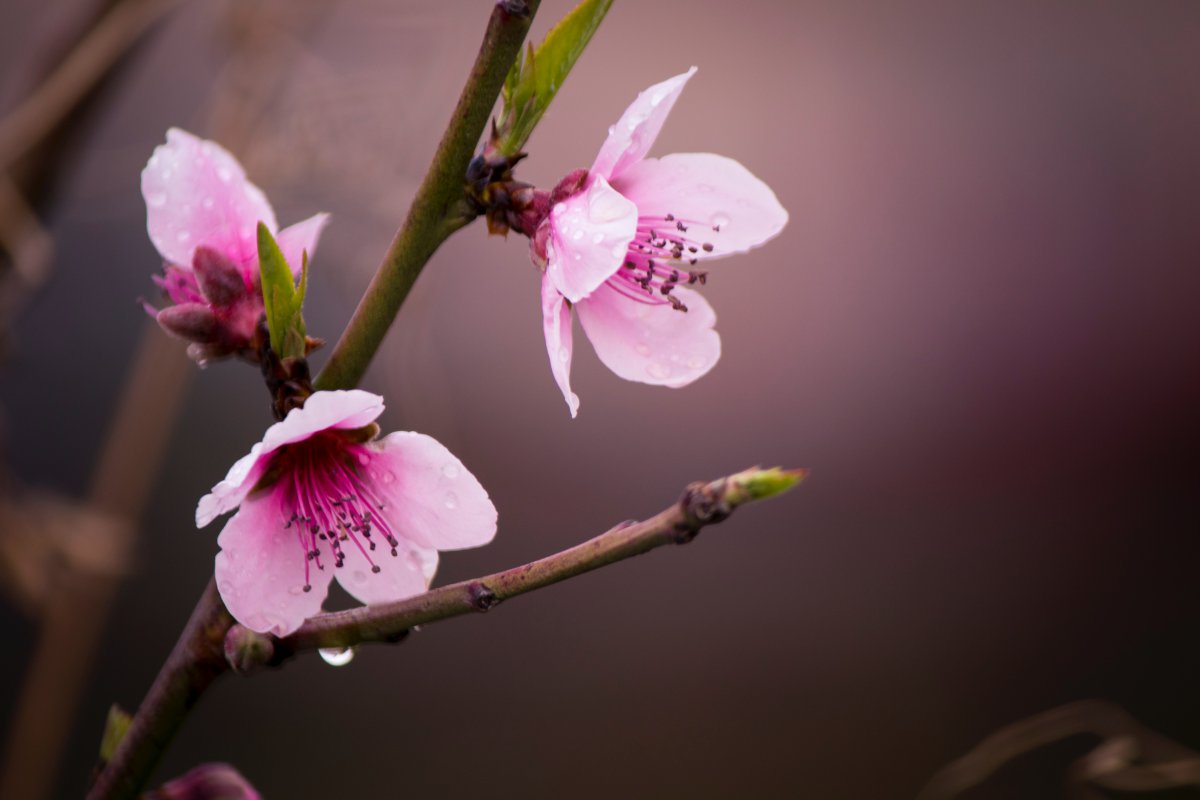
[226,467,807,671]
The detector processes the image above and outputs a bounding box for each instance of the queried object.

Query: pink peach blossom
[197,390,497,637]
[534,68,788,416]
[141,128,328,362]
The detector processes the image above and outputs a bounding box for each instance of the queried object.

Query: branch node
[499,0,532,19]
[223,625,274,674]
[677,479,732,542]
[467,581,501,612]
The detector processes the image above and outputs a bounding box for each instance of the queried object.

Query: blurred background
[2,0,1199,797]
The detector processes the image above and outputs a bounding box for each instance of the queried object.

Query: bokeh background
[2,1,1200,797]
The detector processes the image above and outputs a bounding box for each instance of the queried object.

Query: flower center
[269,433,401,592]
[605,212,718,311]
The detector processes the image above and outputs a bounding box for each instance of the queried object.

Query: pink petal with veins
[541,273,580,417]
[544,174,638,304]
[214,490,333,637]
[142,128,277,270]
[365,431,498,551]
[590,67,696,182]
[613,153,788,258]
[276,213,331,278]
[575,283,720,388]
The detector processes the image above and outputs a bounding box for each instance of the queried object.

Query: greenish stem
[313,0,542,392]
[228,467,808,669]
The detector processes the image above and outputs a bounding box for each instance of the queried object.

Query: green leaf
[257,223,308,360]
[497,0,613,156]
[98,704,131,762]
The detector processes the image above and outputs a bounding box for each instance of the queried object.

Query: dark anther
[676,221,688,232]
[702,242,714,252]
[665,213,675,221]
[371,565,381,574]
[713,224,722,232]
[468,582,501,612]
[303,584,312,593]
[668,295,689,312]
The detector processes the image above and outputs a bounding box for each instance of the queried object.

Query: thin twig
[917,699,1200,799]
[228,467,807,670]
[313,0,541,391]
[0,0,183,174]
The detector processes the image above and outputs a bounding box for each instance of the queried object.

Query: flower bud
[192,246,247,307]
[156,303,218,342]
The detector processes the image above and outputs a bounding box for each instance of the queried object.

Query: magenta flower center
[267,432,400,592]
[606,212,720,311]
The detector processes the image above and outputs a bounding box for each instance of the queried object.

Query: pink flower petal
[541,273,580,417]
[613,153,788,257]
[545,174,638,304]
[142,128,277,270]
[590,67,697,182]
[275,212,330,277]
[215,491,333,636]
[260,390,384,454]
[575,283,720,388]
[196,445,267,527]
[365,431,497,551]
[334,537,438,606]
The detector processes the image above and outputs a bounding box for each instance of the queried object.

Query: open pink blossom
[141,128,329,361]
[534,68,788,416]
[197,390,497,636]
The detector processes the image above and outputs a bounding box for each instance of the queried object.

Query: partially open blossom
[141,128,329,363]
[197,390,497,636]
[533,68,788,416]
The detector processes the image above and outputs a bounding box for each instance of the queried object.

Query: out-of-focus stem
[0,326,191,800]
[0,0,183,175]
[313,0,542,391]
[229,468,808,668]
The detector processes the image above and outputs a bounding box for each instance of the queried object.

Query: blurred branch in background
[918,700,1200,799]
[0,0,183,359]
[0,2,328,798]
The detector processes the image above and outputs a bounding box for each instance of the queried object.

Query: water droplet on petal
[146,191,167,208]
[558,346,570,362]
[352,570,368,584]
[218,580,236,598]
[443,492,459,510]
[175,230,191,243]
[287,584,305,596]
[646,363,671,379]
[202,196,215,210]
[553,205,565,216]
[357,453,371,466]
[382,471,396,484]
[687,355,707,370]
[441,463,460,479]
[571,229,584,241]
[611,244,627,259]
[573,253,582,261]
[216,166,233,182]
[591,232,605,244]
[634,342,651,356]
[318,647,355,667]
